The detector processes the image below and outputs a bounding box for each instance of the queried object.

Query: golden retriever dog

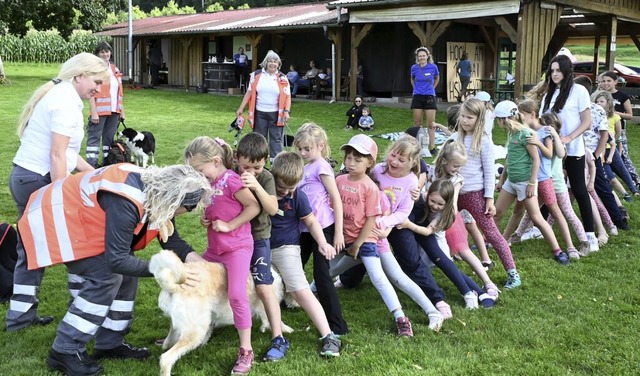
[149,250,293,376]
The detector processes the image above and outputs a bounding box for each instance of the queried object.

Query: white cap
[494,100,519,118]
[475,91,492,102]
[340,134,378,161]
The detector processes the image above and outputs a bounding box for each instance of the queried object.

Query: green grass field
[0,63,639,375]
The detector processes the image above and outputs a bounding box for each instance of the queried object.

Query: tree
[0,0,111,38]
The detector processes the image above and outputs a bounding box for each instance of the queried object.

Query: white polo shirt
[13,80,85,176]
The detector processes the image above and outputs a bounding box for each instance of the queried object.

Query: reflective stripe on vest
[19,164,151,270]
[93,64,124,116]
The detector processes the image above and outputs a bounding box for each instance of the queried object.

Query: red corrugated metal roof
[98,3,345,37]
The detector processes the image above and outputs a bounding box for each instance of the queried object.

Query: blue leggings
[603,148,638,194]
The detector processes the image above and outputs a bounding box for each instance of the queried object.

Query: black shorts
[411,94,437,110]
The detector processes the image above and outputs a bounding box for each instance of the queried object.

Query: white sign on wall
[446,42,485,102]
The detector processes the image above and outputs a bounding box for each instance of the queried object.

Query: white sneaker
[521,226,543,241]
[333,277,343,289]
[609,226,618,236]
[587,233,600,252]
[309,280,317,294]
[463,291,479,310]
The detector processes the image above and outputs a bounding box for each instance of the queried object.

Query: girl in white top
[7,53,108,332]
[540,54,598,250]
[452,98,520,290]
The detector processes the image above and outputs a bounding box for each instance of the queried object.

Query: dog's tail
[149,250,187,293]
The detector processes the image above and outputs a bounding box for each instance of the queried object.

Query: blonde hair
[293,122,331,158]
[184,136,234,170]
[457,98,487,155]
[17,52,108,137]
[141,165,212,229]
[434,139,467,179]
[272,151,304,186]
[524,79,547,103]
[415,47,433,64]
[260,50,282,70]
[496,110,529,135]
[591,90,615,117]
[422,179,456,231]
[382,134,421,176]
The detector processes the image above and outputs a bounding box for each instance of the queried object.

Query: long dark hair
[542,55,574,114]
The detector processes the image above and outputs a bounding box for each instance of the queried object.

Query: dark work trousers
[564,155,594,232]
[253,110,283,160]
[0,222,18,302]
[53,253,137,354]
[594,155,626,226]
[86,113,120,167]
[6,165,53,331]
[299,225,348,335]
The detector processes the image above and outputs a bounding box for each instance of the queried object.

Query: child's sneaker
[508,233,521,245]
[567,247,580,260]
[597,233,609,246]
[396,316,413,337]
[587,233,600,252]
[231,347,254,375]
[333,277,343,289]
[577,241,591,257]
[427,312,444,332]
[484,283,500,300]
[309,280,317,294]
[320,333,341,357]
[609,226,618,236]
[623,193,633,202]
[554,251,570,265]
[464,291,479,310]
[435,301,453,319]
[262,336,290,362]
[478,293,495,308]
[504,271,521,290]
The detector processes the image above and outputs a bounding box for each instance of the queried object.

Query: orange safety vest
[19,164,158,270]
[247,69,290,128]
[94,63,124,116]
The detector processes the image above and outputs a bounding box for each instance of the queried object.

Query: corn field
[0,30,109,63]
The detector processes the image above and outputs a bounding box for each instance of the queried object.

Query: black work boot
[47,348,103,376]
[93,342,150,360]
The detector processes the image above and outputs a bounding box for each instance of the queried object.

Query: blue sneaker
[262,336,290,361]
[504,271,521,290]
[554,251,570,266]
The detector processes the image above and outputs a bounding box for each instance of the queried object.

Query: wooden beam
[431,21,451,46]
[248,34,263,71]
[630,34,640,51]
[496,16,517,43]
[479,25,496,55]
[180,37,192,91]
[408,22,427,46]
[605,16,617,71]
[593,35,601,78]
[553,0,640,21]
[350,24,373,99]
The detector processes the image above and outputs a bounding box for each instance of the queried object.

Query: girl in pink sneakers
[184,136,260,375]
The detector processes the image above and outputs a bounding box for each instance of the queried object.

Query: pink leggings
[458,190,516,270]
[589,191,615,230]
[516,191,588,243]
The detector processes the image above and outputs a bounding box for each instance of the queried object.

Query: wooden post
[350,24,372,100]
[181,37,192,91]
[593,35,601,79]
[248,34,263,72]
[328,30,342,100]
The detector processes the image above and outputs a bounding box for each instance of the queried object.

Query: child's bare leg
[546,203,574,249]
[524,198,560,252]
[502,200,525,239]
[292,289,331,337]
[465,222,491,263]
[255,284,283,338]
[458,248,493,285]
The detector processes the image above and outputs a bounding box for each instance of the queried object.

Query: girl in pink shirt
[184,136,260,375]
[293,122,348,335]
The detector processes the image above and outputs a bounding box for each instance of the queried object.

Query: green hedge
[0,30,109,63]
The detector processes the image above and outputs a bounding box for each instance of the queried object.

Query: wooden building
[98,0,640,101]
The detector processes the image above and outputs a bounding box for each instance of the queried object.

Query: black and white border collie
[120,127,156,168]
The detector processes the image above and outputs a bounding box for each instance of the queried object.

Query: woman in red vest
[18,164,211,376]
[236,50,291,162]
[86,41,125,167]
